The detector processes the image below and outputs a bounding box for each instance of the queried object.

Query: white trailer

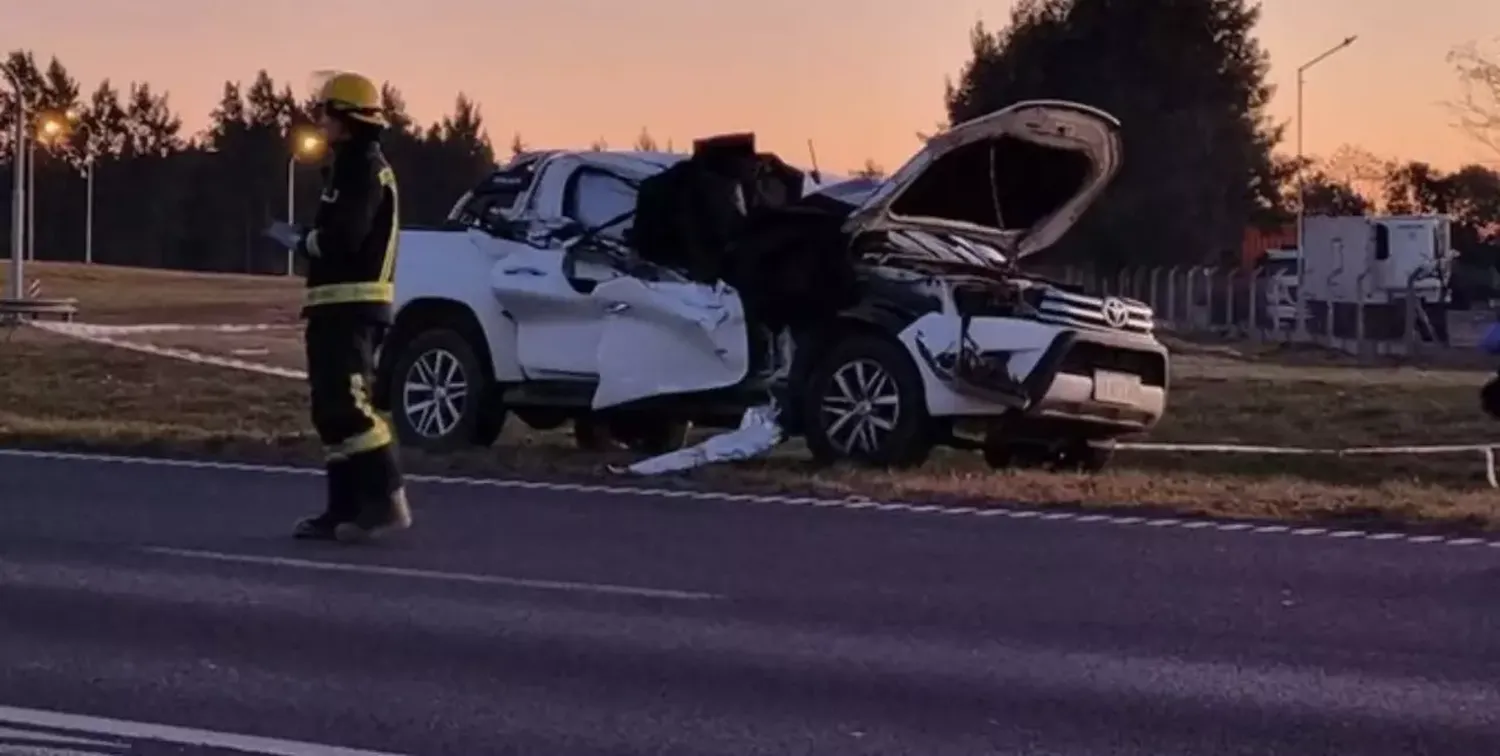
[1298,215,1452,305]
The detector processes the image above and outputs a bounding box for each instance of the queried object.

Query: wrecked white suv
[371,100,1167,471]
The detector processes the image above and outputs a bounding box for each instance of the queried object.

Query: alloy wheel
[819,358,902,455]
[402,348,469,438]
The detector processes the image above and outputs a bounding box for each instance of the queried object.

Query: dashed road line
[142,547,720,601]
[0,704,405,756]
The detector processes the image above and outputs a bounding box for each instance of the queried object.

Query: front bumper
[906,314,1168,431]
[1027,327,1168,431]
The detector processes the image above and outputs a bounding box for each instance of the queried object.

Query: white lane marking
[0,725,126,749]
[142,547,720,602]
[0,704,407,756]
[3,448,1499,551]
[0,746,115,756]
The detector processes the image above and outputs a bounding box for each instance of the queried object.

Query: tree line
[0,50,852,276]
[0,51,502,274]
[5,2,1500,277]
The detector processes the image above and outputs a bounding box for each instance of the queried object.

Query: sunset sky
[6,0,1499,173]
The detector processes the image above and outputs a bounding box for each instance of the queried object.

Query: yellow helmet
[315,71,386,127]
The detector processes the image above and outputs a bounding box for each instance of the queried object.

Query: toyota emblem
[1101,297,1129,328]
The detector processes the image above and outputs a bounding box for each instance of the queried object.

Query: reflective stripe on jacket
[298,140,399,320]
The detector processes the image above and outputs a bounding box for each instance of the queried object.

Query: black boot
[333,446,412,544]
[335,487,413,544]
[293,459,360,540]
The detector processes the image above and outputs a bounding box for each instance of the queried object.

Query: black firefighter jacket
[297,140,400,323]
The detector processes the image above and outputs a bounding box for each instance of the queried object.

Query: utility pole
[1293,35,1358,340]
[6,70,25,303]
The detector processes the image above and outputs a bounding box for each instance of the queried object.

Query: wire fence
[1044,264,1496,358]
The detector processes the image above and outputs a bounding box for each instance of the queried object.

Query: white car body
[374,100,1169,468]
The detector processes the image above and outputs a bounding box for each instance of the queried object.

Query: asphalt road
[2,450,1500,756]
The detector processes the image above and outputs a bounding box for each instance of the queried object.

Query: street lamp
[1294,34,1358,339]
[61,107,97,266]
[285,128,325,275]
[30,110,80,264]
[31,113,68,263]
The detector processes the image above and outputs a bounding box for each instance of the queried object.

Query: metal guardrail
[0,297,79,323]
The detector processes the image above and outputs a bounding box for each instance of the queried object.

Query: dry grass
[0,261,301,324]
[4,322,1499,532]
[106,328,307,370]
[3,262,1498,530]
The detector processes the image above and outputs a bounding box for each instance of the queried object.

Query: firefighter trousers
[304,313,404,521]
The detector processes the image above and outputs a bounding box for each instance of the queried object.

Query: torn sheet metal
[611,403,786,476]
[610,328,799,476]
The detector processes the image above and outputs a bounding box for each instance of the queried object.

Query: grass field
[1,261,302,324]
[3,262,1498,531]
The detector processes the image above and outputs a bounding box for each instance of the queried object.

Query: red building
[1242,225,1296,269]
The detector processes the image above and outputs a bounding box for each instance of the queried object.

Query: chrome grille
[1035,287,1154,334]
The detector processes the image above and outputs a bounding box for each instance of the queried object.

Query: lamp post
[60,107,95,265]
[286,130,324,276]
[84,155,94,264]
[1294,34,1358,339]
[6,69,24,301]
[26,138,34,260]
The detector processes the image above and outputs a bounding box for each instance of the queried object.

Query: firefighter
[290,71,411,543]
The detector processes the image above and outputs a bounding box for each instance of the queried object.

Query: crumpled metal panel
[610,403,785,476]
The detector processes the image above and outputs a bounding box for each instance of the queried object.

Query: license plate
[1092,370,1142,405]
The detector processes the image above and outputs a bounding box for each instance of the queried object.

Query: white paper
[263,221,303,250]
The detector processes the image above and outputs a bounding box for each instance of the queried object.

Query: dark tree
[633,127,658,152]
[1298,171,1370,216]
[944,0,1283,269]
[1449,42,1500,159]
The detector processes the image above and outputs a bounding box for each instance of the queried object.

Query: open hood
[843,100,1121,259]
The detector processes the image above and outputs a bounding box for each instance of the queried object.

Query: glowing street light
[40,108,99,265]
[285,128,327,275]
[27,111,76,262]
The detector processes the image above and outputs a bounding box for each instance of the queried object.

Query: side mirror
[1374,224,1390,261]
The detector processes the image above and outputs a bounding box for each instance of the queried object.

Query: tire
[801,332,933,468]
[388,328,506,452]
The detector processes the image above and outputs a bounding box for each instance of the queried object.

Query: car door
[583,166,750,410]
[492,153,751,405]
[488,156,618,380]
[589,267,751,409]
